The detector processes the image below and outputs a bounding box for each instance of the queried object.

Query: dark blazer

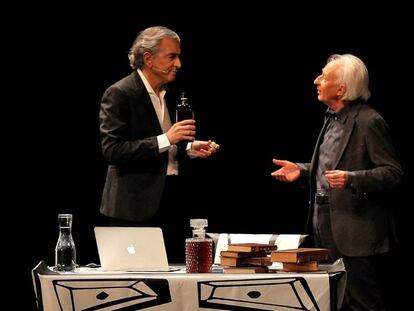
[298,102,403,257]
[99,71,177,222]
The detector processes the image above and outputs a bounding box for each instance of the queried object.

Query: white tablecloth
[32,262,345,311]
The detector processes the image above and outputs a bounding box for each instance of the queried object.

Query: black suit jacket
[99,71,179,221]
[298,102,403,256]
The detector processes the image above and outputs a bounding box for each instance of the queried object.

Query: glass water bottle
[185,219,212,273]
[55,214,76,271]
[175,92,194,122]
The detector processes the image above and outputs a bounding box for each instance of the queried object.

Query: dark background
[10,5,412,309]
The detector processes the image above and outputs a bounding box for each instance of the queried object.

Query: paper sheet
[213,233,229,264]
[274,234,301,250]
[230,234,273,244]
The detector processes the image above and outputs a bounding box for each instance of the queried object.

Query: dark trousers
[314,203,387,311]
[341,255,389,311]
[106,175,188,263]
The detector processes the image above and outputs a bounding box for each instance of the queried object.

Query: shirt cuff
[186,142,197,158]
[157,134,171,153]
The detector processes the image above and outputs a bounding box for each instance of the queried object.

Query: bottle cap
[190,219,208,229]
[181,92,187,101]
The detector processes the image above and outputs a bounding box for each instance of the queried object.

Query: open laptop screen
[94,227,169,271]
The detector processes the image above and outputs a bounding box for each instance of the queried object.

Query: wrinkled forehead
[323,61,340,76]
[158,37,181,53]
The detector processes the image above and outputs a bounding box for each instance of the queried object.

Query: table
[32,261,345,311]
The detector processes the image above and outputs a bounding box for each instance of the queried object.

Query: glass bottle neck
[192,229,205,239]
[59,227,72,235]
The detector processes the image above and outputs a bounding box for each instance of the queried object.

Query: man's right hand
[166,119,196,144]
[271,159,300,182]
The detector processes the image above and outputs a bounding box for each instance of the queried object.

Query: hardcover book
[220,250,268,258]
[282,261,319,272]
[223,266,269,274]
[220,256,272,267]
[271,248,329,263]
[227,243,278,253]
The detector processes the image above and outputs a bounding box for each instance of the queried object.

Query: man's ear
[143,51,152,66]
[337,84,347,98]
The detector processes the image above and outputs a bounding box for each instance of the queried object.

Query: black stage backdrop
[10,5,412,310]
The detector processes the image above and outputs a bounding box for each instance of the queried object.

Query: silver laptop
[94,227,170,271]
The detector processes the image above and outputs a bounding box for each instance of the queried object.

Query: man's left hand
[191,140,220,158]
[324,170,348,188]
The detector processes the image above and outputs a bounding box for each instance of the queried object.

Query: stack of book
[220,243,278,273]
[270,248,329,272]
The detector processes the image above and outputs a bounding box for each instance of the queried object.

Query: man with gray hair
[99,26,219,262]
[271,54,402,310]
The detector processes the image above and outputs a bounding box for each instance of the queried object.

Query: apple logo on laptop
[127,244,136,254]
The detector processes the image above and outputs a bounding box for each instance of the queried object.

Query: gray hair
[327,54,371,102]
[128,26,180,70]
